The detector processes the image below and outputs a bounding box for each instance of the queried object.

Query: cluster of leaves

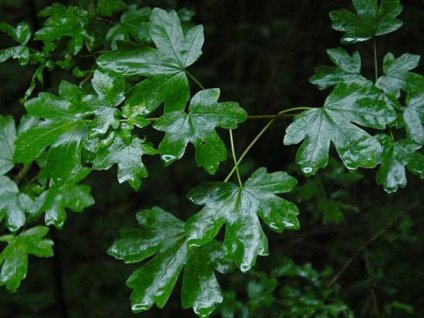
[0,0,423,316]
[286,0,424,193]
[0,1,300,316]
[218,258,353,318]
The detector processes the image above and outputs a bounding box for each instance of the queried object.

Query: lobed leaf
[0,226,53,292]
[186,168,299,272]
[154,89,247,174]
[330,0,403,44]
[284,82,397,176]
[108,207,233,317]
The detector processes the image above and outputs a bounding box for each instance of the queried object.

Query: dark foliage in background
[0,0,423,317]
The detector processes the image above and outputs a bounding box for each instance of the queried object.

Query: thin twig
[229,129,243,186]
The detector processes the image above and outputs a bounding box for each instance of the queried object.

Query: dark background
[0,0,423,317]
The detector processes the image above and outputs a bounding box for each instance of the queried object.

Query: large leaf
[376,134,424,193]
[93,134,157,191]
[0,115,16,175]
[0,226,53,292]
[98,7,204,113]
[35,4,93,55]
[310,47,368,90]
[376,53,420,98]
[108,207,233,317]
[154,89,247,174]
[186,168,299,272]
[330,0,403,44]
[284,82,397,176]
[106,5,152,49]
[403,78,424,145]
[0,176,34,232]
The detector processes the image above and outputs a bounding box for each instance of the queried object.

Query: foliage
[0,0,423,317]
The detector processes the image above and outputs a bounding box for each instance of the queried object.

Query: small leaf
[0,226,53,292]
[35,4,93,55]
[330,0,403,44]
[376,134,424,193]
[108,207,232,316]
[310,47,368,90]
[97,0,127,17]
[106,5,152,49]
[186,168,299,272]
[93,134,157,191]
[376,53,420,97]
[154,89,247,174]
[284,82,396,176]
[0,115,17,175]
[0,22,31,45]
[0,46,30,65]
[35,169,94,228]
[0,176,34,232]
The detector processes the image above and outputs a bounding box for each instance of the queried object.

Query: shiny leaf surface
[403,78,424,145]
[330,0,403,44]
[106,5,152,49]
[154,89,247,174]
[98,7,204,113]
[108,207,232,317]
[0,226,53,292]
[186,168,299,272]
[35,4,93,55]
[376,134,424,193]
[284,82,397,176]
[310,47,368,90]
[0,115,16,175]
[14,87,90,185]
[93,134,157,191]
[35,170,94,228]
[0,176,34,232]
[376,53,420,98]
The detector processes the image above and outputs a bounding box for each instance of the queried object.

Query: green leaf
[15,87,91,185]
[0,176,34,232]
[310,47,368,90]
[0,226,53,292]
[376,134,424,193]
[0,46,30,66]
[35,169,94,228]
[284,82,396,176]
[186,168,299,272]
[0,22,31,45]
[97,0,127,17]
[403,81,424,145]
[106,5,152,49]
[85,70,126,137]
[0,115,17,175]
[15,73,126,184]
[330,0,403,44]
[35,4,93,55]
[108,207,233,317]
[154,89,247,174]
[376,53,420,98]
[93,134,157,191]
[98,7,204,113]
